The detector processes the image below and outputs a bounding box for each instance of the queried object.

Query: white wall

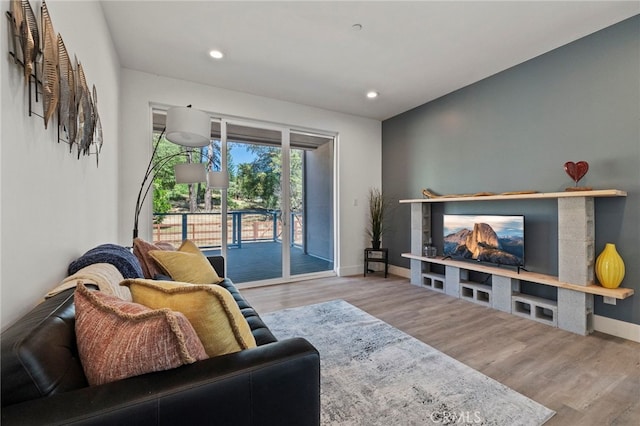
[118,69,381,277]
[1,0,121,329]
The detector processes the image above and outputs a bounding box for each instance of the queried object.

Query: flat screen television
[443,214,524,267]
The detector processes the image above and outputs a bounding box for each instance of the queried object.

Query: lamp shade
[174,163,207,184]
[165,107,211,147]
[207,171,229,189]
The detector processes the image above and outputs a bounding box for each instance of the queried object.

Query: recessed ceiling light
[209,50,224,59]
[366,91,379,99]
[352,23,363,31]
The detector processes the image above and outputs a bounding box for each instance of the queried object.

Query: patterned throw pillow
[121,279,257,357]
[132,237,175,279]
[74,283,207,386]
[149,239,222,284]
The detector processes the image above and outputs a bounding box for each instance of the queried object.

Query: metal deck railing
[152,210,303,249]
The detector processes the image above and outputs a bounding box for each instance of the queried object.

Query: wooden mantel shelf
[399,189,626,204]
[402,253,634,300]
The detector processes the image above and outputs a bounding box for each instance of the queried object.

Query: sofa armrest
[1,338,320,426]
[207,255,225,277]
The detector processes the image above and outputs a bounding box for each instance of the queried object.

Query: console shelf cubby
[421,272,445,292]
[512,292,558,327]
[460,280,492,307]
[400,189,632,335]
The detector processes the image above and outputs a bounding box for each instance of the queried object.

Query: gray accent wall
[382,16,639,324]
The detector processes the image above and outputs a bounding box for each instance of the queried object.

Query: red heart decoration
[564,161,589,184]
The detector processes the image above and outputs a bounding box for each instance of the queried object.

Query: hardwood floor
[242,274,640,426]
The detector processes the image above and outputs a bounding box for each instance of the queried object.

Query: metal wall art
[7,0,103,166]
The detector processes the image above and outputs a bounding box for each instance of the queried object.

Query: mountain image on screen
[443,216,524,266]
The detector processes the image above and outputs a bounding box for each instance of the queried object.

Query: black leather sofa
[1,256,320,425]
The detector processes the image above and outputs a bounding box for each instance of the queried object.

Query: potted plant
[367,187,386,249]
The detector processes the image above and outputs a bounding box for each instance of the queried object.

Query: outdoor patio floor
[204,241,334,283]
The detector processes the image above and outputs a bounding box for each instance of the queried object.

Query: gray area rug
[262,300,554,426]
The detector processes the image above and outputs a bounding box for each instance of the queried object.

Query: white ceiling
[100,1,639,121]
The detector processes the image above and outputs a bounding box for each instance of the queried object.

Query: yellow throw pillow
[121,279,257,357]
[149,239,222,284]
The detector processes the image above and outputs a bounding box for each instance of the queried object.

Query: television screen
[443,214,524,267]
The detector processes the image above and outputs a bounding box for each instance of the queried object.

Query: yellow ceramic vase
[595,243,625,289]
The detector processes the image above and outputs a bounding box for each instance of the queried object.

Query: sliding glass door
[289,131,334,277]
[150,108,334,284]
[222,122,335,284]
[224,121,285,282]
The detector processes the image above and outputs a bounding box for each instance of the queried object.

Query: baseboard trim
[338,265,362,277]
[593,315,640,342]
[389,265,410,278]
[389,265,639,342]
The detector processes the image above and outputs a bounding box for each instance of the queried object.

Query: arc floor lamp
[132,106,212,240]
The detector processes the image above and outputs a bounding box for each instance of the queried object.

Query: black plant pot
[371,240,381,250]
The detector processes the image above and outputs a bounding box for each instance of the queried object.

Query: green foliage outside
[152,134,303,214]
[151,134,184,214]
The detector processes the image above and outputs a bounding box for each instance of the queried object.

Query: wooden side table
[364,248,389,278]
